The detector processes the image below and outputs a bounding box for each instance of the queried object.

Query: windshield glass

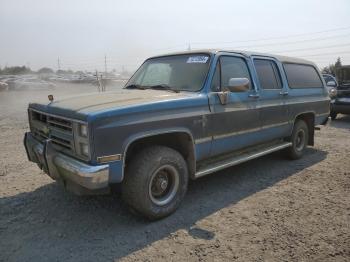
[125,54,211,92]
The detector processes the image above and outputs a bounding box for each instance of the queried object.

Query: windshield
[125,54,211,92]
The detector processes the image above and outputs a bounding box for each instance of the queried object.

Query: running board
[195,141,292,178]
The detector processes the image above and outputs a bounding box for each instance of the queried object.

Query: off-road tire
[286,120,309,160]
[122,145,188,220]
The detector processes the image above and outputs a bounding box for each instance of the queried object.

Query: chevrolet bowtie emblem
[42,126,50,135]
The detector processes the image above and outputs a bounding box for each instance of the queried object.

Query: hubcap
[149,165,180,206]
[295,129,305,151]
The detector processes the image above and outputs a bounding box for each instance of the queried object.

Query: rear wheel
[286,120,309,160]
[122,145,188,220]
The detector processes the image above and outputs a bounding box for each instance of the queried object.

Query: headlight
[329,88,337,98]
[79,124,88,137]
[80,143,89,157]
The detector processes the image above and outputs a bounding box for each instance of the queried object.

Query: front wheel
[122,145,188,220]
[330,111,337,120]
[286,120,309,160]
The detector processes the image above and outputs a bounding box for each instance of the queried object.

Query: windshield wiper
[124,84,146,90]
[147,84,180,93]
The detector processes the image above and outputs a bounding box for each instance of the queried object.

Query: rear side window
[254,59,282,89]
[283,63,323,88]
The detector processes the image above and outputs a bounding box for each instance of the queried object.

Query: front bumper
[24,132,109,192]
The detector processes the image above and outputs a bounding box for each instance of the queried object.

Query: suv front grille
[48,116,73,132]
[30,110,74,152]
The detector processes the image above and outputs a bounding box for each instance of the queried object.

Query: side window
[220,56,252,89]
[254,59,282,89]
[211,61,221,92]
[283,63,323,88]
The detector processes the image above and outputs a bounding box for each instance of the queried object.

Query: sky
[0,0,349,72]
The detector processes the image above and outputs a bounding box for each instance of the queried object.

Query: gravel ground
[0,86,349,262]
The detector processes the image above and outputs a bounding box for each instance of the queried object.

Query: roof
[149,49,316,66]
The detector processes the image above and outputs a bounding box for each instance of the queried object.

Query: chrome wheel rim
[295,129,305,151]
[149,165,179,206]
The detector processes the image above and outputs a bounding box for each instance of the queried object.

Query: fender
[118,127,196,182]
[288,111,316,146]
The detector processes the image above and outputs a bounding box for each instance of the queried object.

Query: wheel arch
[291,112,315,146]
[122,129,196,181]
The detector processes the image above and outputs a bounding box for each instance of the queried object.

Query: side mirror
[326,80,336,87]
[329,87,337,98]
[227,78,250,92]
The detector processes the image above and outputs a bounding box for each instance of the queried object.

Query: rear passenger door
[252,57,290,141]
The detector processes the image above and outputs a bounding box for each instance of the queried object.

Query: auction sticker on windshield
[187,56,209,63]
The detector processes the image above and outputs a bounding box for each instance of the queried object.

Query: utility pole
[57,57,61,71]
[187,43,191,51]
[95,70,101,92]
[104,54,107,75]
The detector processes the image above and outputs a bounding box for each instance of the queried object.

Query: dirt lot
[0,85,349,262]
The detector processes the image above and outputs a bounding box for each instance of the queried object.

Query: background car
[322,73,338,93]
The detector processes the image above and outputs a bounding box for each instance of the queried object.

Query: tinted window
[283,63,323,88]
[220,56,252,89]
[323,75,336,84]
[323,75,332,83]
[254,59,282,89]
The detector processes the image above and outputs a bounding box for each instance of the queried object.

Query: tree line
[321,57,342,76]
[0,66,85,75]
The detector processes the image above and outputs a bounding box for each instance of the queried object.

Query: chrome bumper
[24,132,109,190]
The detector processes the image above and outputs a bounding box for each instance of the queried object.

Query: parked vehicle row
[322,67,350,120]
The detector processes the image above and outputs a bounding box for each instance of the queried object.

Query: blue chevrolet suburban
[24,50,329,219]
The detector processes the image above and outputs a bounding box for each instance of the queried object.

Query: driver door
[208,55,261,157]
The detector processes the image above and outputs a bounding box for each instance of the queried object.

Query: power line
[228,33,350,49]
[275,43,350,53]
[299,50,350,58]
[190,26,350,45]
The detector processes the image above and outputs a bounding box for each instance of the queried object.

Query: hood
[29,89,195,119]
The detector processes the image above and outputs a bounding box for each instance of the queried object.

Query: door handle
[279,91,289,96]
[248,93,260,98]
